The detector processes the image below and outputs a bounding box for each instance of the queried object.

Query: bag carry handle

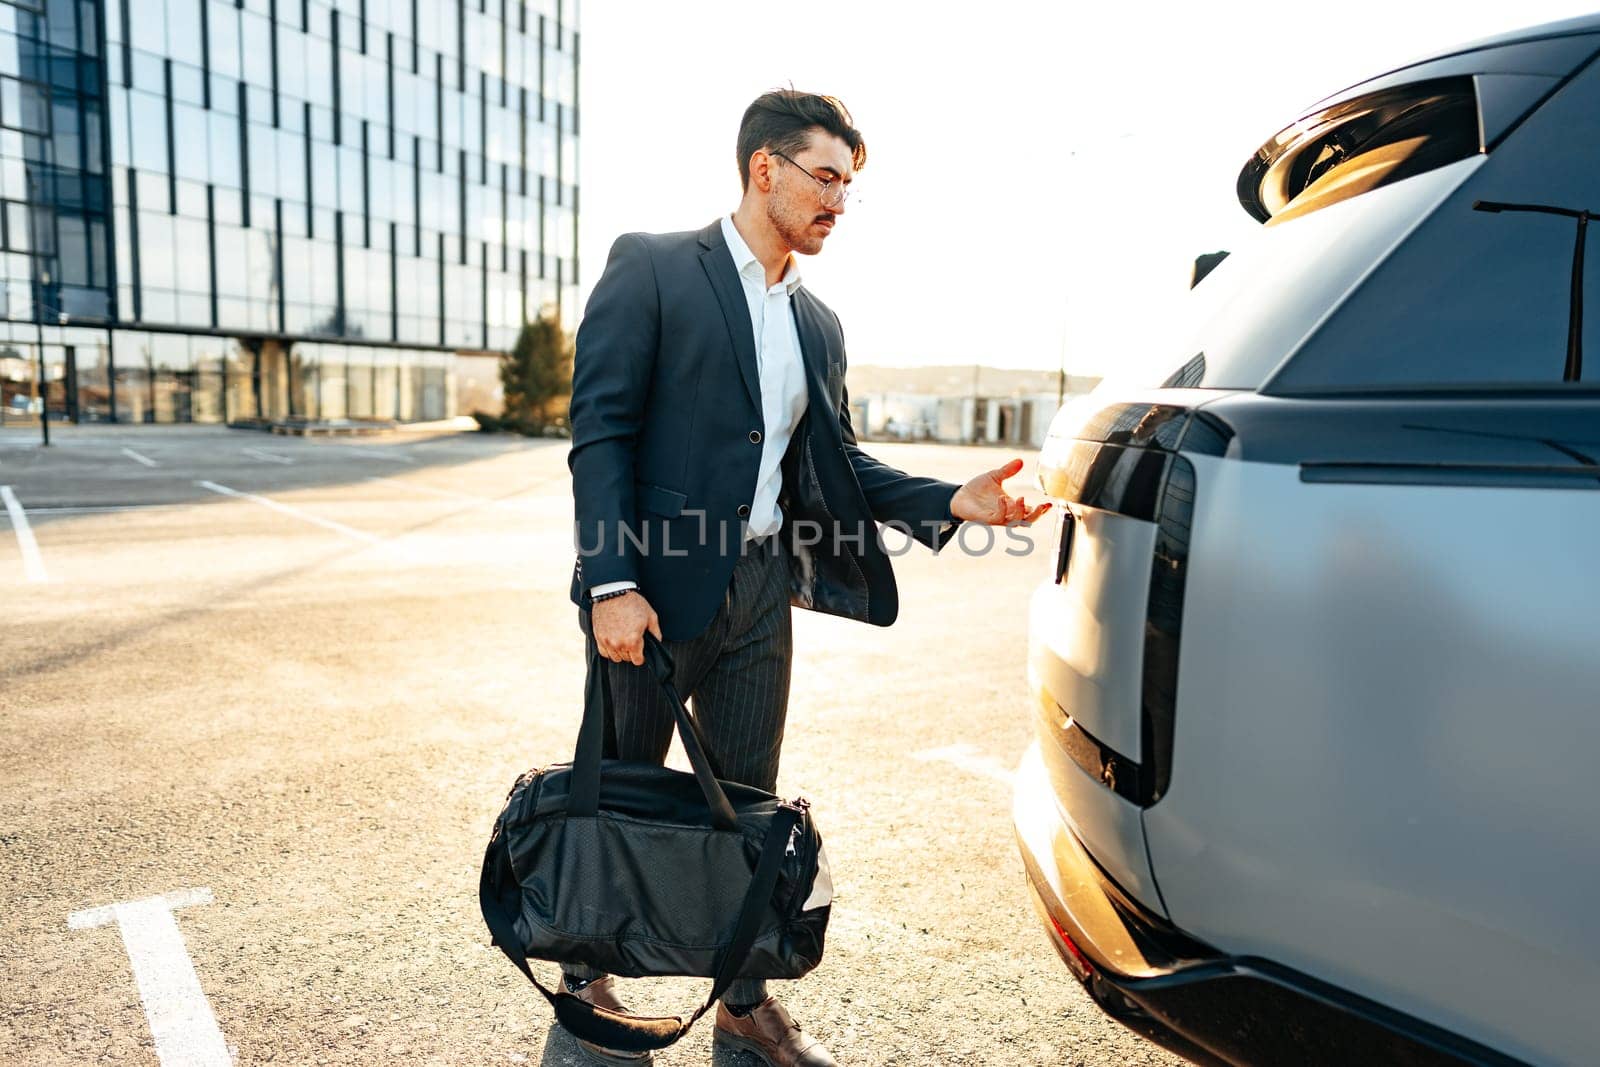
[479,802,801,1052]
[570,629,739,833]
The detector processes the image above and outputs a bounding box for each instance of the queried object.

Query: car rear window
[1241,78,1481,225]
[1268,55,1600,391]
[1111,156,1482,392]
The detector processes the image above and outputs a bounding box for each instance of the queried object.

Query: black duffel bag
[479,632,832,1054]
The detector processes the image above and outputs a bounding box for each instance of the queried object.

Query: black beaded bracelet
[590,588,634,604]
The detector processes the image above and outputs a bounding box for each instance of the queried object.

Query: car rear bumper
[1012,745,1528,1067]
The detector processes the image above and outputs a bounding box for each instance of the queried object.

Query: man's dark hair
[736,90,866,191]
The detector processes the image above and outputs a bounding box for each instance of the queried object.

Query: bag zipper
[783,796,811,857]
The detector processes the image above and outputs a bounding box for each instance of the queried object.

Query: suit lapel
[790,289,838,436]
[697,223,763,414]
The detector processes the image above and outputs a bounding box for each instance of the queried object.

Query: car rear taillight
[1047,910,1096,982]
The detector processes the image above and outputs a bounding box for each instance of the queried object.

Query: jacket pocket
[635,482,687,518]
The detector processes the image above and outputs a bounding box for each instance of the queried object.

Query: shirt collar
[721,215,803,295]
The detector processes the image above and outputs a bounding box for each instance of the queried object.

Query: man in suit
[563,90,1049,1067]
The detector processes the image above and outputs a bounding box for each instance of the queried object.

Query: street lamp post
[35,310,47,446]
[23,172,49,447]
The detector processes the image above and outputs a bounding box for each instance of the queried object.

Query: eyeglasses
[771,151,851,209]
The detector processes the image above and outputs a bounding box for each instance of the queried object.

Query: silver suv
[1015,16,1600,1067]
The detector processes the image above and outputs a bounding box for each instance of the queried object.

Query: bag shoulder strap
[480,803,801,1053]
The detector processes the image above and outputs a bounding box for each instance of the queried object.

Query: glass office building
[0,0,578,424]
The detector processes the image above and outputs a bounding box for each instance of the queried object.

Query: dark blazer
[568,220,960,641]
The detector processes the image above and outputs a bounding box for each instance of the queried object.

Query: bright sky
[577,2,1598,376]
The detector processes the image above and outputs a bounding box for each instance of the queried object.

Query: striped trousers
[568,531,794,1006]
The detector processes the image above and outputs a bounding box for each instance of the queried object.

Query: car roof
[1317,14,1600,107]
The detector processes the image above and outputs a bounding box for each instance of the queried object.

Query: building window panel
[280,233,309,304]
[130,286,169,325]
[213,223,249,299]
[56,213,87,284]
[171,214,206,292]
[310,137,335,207]
[302,30,330,109]
[246,293,271,330]
[206,0,239,79]
[359,51,383,123]
[392,66,415,134]
[284,299,311,332]
[418,170,441,230]
[306,233,334,312]
[308,101,333,141]
[245,85,271,127]
[173,177,206,218]
[166,0,202,66]
[206,109,238,188]
[336,142,360,214]
[125,0,164,54]
[277,26,306,102]
[1,77,48,134]
[336,44,359,123]
[107,87,134,167]
[368,154,395,221]
[274,127,304,203]
[134,165,168,214]
[172,102,207,182]
[217,295,248,328]
[128,49,163,92]
[245,224,272,304]
[240,11,271,88]
[211,183,241,226]
[136,210,174,287]
[51,98,82,168]
[441,85,461,149]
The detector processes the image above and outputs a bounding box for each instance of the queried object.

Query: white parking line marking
[196,480,381,544]
[364,475,554,512]
[241,447,294,465]
[332,445,415,464]
[69,888,230,1067]
[27,504,198,515]
[366,475,484,502]
[912,744,1017,786]
[121,447,160,467]
[1,484,48,582]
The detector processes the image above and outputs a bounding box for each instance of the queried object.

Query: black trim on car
[1200,392,1600,473]
[1141,455,1192,804]
[1043,441,1169,522]
[1038,404,1217,806]
[1301,461,1600,489]
[1050,709,1144,805]
[1015,804,1531,1067]
[1052,507,1074,584]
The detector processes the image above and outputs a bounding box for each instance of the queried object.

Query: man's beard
[768,200,829,256]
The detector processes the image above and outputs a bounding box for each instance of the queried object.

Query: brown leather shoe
[714,997,837,1066]
[564,975,652,1065]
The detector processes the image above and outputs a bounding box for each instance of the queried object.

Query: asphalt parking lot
[0,424,1183,1066]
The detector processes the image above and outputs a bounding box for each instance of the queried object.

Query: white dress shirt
[588,216,811,600]
[720,213,810,541]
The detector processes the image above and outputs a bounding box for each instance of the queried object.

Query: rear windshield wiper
[1473,199,1593,382]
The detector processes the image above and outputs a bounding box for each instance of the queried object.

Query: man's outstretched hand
[950,457,1052,526]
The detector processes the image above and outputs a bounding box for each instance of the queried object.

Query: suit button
[737,504,751,518]
[749,430,762,444]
